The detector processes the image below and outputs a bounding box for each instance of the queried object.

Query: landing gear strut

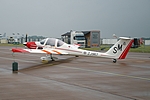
[113,59,117,63]
[50,54,55,61]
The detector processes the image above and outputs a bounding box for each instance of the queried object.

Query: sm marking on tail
[113,44,123,54]
[113,42,126,54]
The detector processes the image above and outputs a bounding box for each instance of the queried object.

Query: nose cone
[26,42,37,49]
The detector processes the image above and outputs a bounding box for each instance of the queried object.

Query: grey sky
[0,0,150,38]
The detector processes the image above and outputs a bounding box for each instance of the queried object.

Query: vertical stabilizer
[105,37,133,59]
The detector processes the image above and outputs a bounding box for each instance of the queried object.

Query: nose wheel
[113,59,117,63]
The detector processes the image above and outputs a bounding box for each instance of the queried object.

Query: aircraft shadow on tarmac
[18,57,76,72]
[118,62,128,66]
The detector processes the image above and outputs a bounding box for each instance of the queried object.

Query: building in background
[83,30,100,48]
[145,40,150,45]
[61,30,100,48]
[102,38,118,45]
[61,30,86,48]
[0,32,46,44]
[0,33,8,43]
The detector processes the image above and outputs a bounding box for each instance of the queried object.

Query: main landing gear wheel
[41,57,50,63]
[40,54,58,63]
[113,59,117,63]
[41,60,49,64]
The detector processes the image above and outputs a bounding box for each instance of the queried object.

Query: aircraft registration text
[83,51,98,56]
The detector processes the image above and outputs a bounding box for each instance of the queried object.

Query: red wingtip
[12,48,29,53]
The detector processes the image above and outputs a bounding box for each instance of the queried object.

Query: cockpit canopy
[40,38,64,47]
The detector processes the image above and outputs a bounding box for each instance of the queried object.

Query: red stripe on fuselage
[119,39,134,59]
[42,50,52,54]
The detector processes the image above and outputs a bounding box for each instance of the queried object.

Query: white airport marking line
[135,61,145,63]
[0,57,40,64]
[59,65,150,81]
[128,57,150,60]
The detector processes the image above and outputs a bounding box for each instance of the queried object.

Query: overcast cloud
[0,0,150,38]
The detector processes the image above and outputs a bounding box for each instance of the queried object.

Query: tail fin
[105,37,134,59]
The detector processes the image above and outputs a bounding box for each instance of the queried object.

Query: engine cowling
[26,42,37,49]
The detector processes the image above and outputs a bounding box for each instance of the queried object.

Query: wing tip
[12,48,29,53]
